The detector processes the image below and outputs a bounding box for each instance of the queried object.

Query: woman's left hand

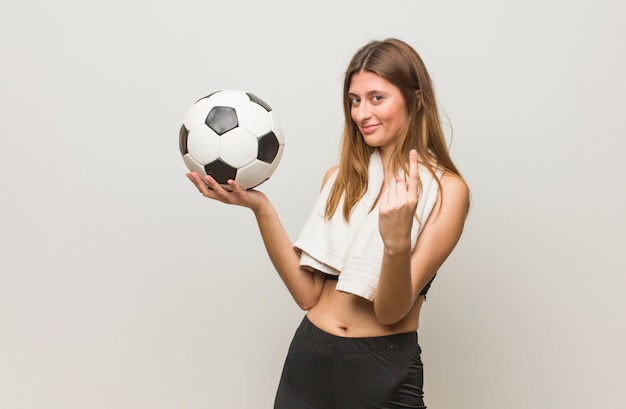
[378,149,420,251]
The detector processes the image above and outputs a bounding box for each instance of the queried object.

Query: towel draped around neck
[294,149,442,301]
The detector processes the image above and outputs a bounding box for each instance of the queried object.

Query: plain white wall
[1,0,624,408]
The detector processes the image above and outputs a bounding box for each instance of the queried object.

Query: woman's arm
[252,199,325,310]
[374,151,469,325]
[186,172,325,310]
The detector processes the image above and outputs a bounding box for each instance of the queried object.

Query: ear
[415,90,422,109]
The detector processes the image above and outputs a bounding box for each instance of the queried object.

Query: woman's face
[348,71,408,151]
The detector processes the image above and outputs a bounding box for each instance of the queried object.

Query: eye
[349,97,361,106]
[372,95,383,103]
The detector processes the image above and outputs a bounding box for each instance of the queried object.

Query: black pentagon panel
[206,106,238,135]
[257,132,280,163]
[179,125,189,155]
[204,159,237,184]
[247,93,272,112]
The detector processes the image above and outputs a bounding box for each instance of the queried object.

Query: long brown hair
[325,38,463,221]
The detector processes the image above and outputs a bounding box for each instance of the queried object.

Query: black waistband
[298,315,418,352]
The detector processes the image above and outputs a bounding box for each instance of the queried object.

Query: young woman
[187,38,469,409]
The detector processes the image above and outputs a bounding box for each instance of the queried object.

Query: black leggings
[274,316,426,409]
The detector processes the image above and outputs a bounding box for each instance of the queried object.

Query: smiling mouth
[360,124,380,134]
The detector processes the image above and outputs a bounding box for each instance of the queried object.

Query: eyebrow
[347,90,387,97]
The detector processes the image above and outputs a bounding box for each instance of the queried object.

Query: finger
[389,175,409,204]
[407,149,419,197]
[187,172,207,189]
[227,179,244,193]
[186,172,198,184]
[386,180,399,202]
[204,175,225,192]
[395,175,407,190]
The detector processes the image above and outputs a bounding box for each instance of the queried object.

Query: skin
[186,72,469,337]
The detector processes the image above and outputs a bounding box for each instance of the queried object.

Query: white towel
[294,149,442,301]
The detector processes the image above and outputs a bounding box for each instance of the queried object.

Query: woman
[187,38,469,409]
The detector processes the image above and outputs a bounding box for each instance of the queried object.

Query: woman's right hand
[186,172,268,212]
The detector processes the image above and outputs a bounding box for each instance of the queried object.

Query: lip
[360,123,380,135]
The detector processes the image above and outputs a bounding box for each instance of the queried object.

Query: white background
[1,0,625,408]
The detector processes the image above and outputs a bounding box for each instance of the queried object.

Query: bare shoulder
[440,172,469,197]
[437,172,470,217]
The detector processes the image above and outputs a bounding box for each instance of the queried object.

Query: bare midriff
[306,278,424,337]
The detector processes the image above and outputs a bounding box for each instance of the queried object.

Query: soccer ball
[179,90,285,190]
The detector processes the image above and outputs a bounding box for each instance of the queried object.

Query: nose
[353,102,372,123]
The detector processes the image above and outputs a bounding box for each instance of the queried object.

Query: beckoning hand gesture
[378,149,421,250]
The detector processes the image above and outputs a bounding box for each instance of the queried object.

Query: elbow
[297,300,315,311]
[374,308,406,326]
[376,314,403,326]
[297,302,318,312]
[295,294,321,311]
[374,300,412,326]
[293,272,324,311]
